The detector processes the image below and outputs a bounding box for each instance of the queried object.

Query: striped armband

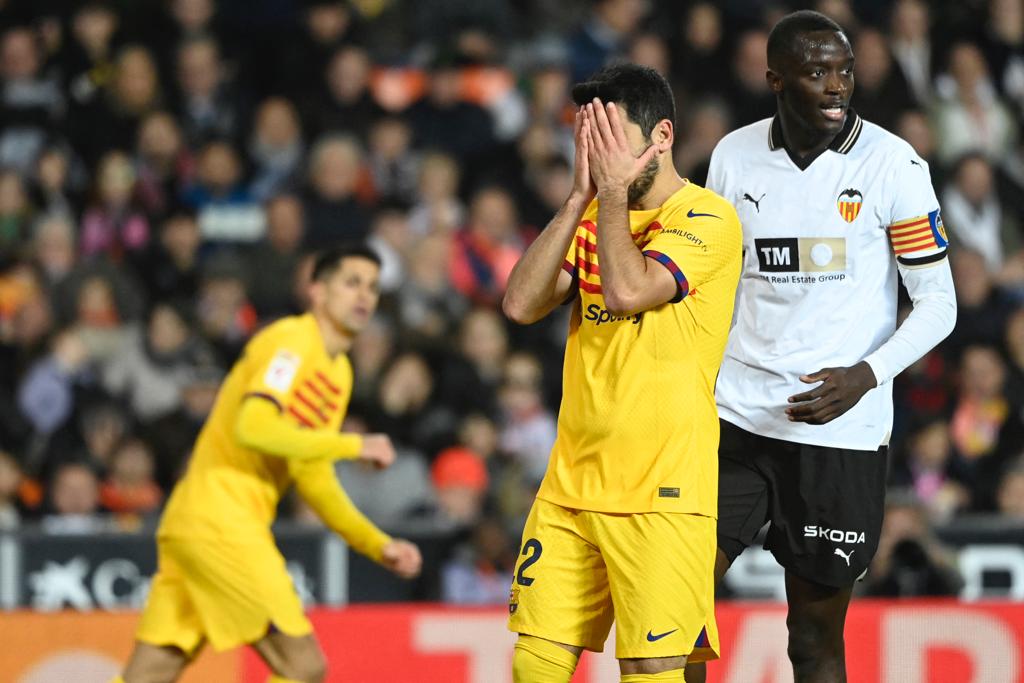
[643,250,690,303]
[889,209,948,268]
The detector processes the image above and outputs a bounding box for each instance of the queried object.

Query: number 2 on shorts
[515,538,543,586]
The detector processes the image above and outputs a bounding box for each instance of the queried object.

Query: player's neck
[631,169,687,211]
[777,112,836,159]
[313,312,354,357]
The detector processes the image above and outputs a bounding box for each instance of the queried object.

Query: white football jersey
[707,111,956,450]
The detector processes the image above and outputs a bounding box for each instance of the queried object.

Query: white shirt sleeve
[862,151,957,385]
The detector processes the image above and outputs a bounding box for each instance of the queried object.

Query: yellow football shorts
[136,535,312,653]
[507,498,720,662]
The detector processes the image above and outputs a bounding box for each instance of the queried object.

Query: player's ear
[767,68,783,95]
[308,278,325,308]
[653,119,674,148]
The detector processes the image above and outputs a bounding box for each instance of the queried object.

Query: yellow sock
[108,677,125,683]
[621,669,686,682]
[512,634,579,683]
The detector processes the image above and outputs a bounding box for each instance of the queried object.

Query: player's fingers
[591,98,615,146]
[573,107,582,139]
[799,369,830,383]
[635,142,660,169]
[606,102,629,148]
[585,103,605,149]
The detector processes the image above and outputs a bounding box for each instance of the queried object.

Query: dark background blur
[1,0,1024,604]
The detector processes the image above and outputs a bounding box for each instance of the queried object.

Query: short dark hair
[571,63,675,139]
[767,10,846,71]
[311,242,381,282]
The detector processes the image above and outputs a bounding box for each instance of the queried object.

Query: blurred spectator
[442,516,517,604]
[367,116,418,203]
[309,45,384,141]
[302,134,371,249]
[99,437,163,515]
[247,194,305,319]
[69,44,162,169]
[437,307,509,417]
[248,97,305,202]
[890,419,968,521]
[946,249,1019,355]
[942,153,1023,283]
[628,32,671,80]
[42,461,107,534]
[0,169,32,250]
[29,143,84,221]
[369,351,456,452]
[62,2,120,109]
[863,492,963,597]
[407,151,464,236]
[196,257,256,364]
[174,36,241,147]
[184,139,264,242]
[567,0,648,83]
[101,300,216,422]
[671,2,730,100]
[727,30,775,127]
[395,231,467,341]
[933,41,1018,165]
[367,204,410,294]
[406,57,497,163]
[278,0,361,98]
[432,445,489,527]
[134,110,194,218]
[31,214,76,288]
[0,26,63,173]
[981,0,1024,117]
[348,314,396,407]
[949,345,1024,509]
[497,352,556,483]
[17,330,94,436]
[449,186,526,306]
[675,99,731,186]
[889,0,935,106]
[852,27,915,131]
[80,150,150,260]
[134,207,202,303]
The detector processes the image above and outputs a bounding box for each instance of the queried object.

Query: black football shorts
[716,418,888,588]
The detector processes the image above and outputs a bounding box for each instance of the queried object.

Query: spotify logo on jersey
[755,238,846,273]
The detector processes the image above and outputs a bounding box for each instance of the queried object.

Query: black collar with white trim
[768,109,863,171]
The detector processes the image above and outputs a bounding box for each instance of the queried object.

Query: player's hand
[380,539,422,579]
[584,99,670,195]
[786,361,878,425]
[357,434,396,469]
[570,106,596,204]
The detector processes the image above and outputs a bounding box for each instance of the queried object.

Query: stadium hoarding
[1,601,1020,682]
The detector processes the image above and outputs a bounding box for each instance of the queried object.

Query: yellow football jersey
[159,313,354,539]
[537,182,742,515]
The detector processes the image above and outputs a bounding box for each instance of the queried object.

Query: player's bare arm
[503,108,593,324]
[584,100,675,315]
[785,361,877,424]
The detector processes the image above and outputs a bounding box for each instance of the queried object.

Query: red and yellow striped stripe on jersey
[562,219,671,296]
[888,209,948,256]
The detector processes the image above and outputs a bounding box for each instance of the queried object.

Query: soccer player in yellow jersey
[113,244,422,683]
[503,64,742,683]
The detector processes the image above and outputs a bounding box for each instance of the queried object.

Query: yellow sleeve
[642,195,741,301]
[235,397,364,461]
[289,458,392,562]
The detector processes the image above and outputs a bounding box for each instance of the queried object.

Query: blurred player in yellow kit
[503,64,741,682]
[112,244,422,683]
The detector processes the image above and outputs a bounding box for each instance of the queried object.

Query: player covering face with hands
[504,63,741,683]
[113,244,421,683]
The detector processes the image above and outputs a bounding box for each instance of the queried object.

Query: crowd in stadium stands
[2,0,1024,602]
